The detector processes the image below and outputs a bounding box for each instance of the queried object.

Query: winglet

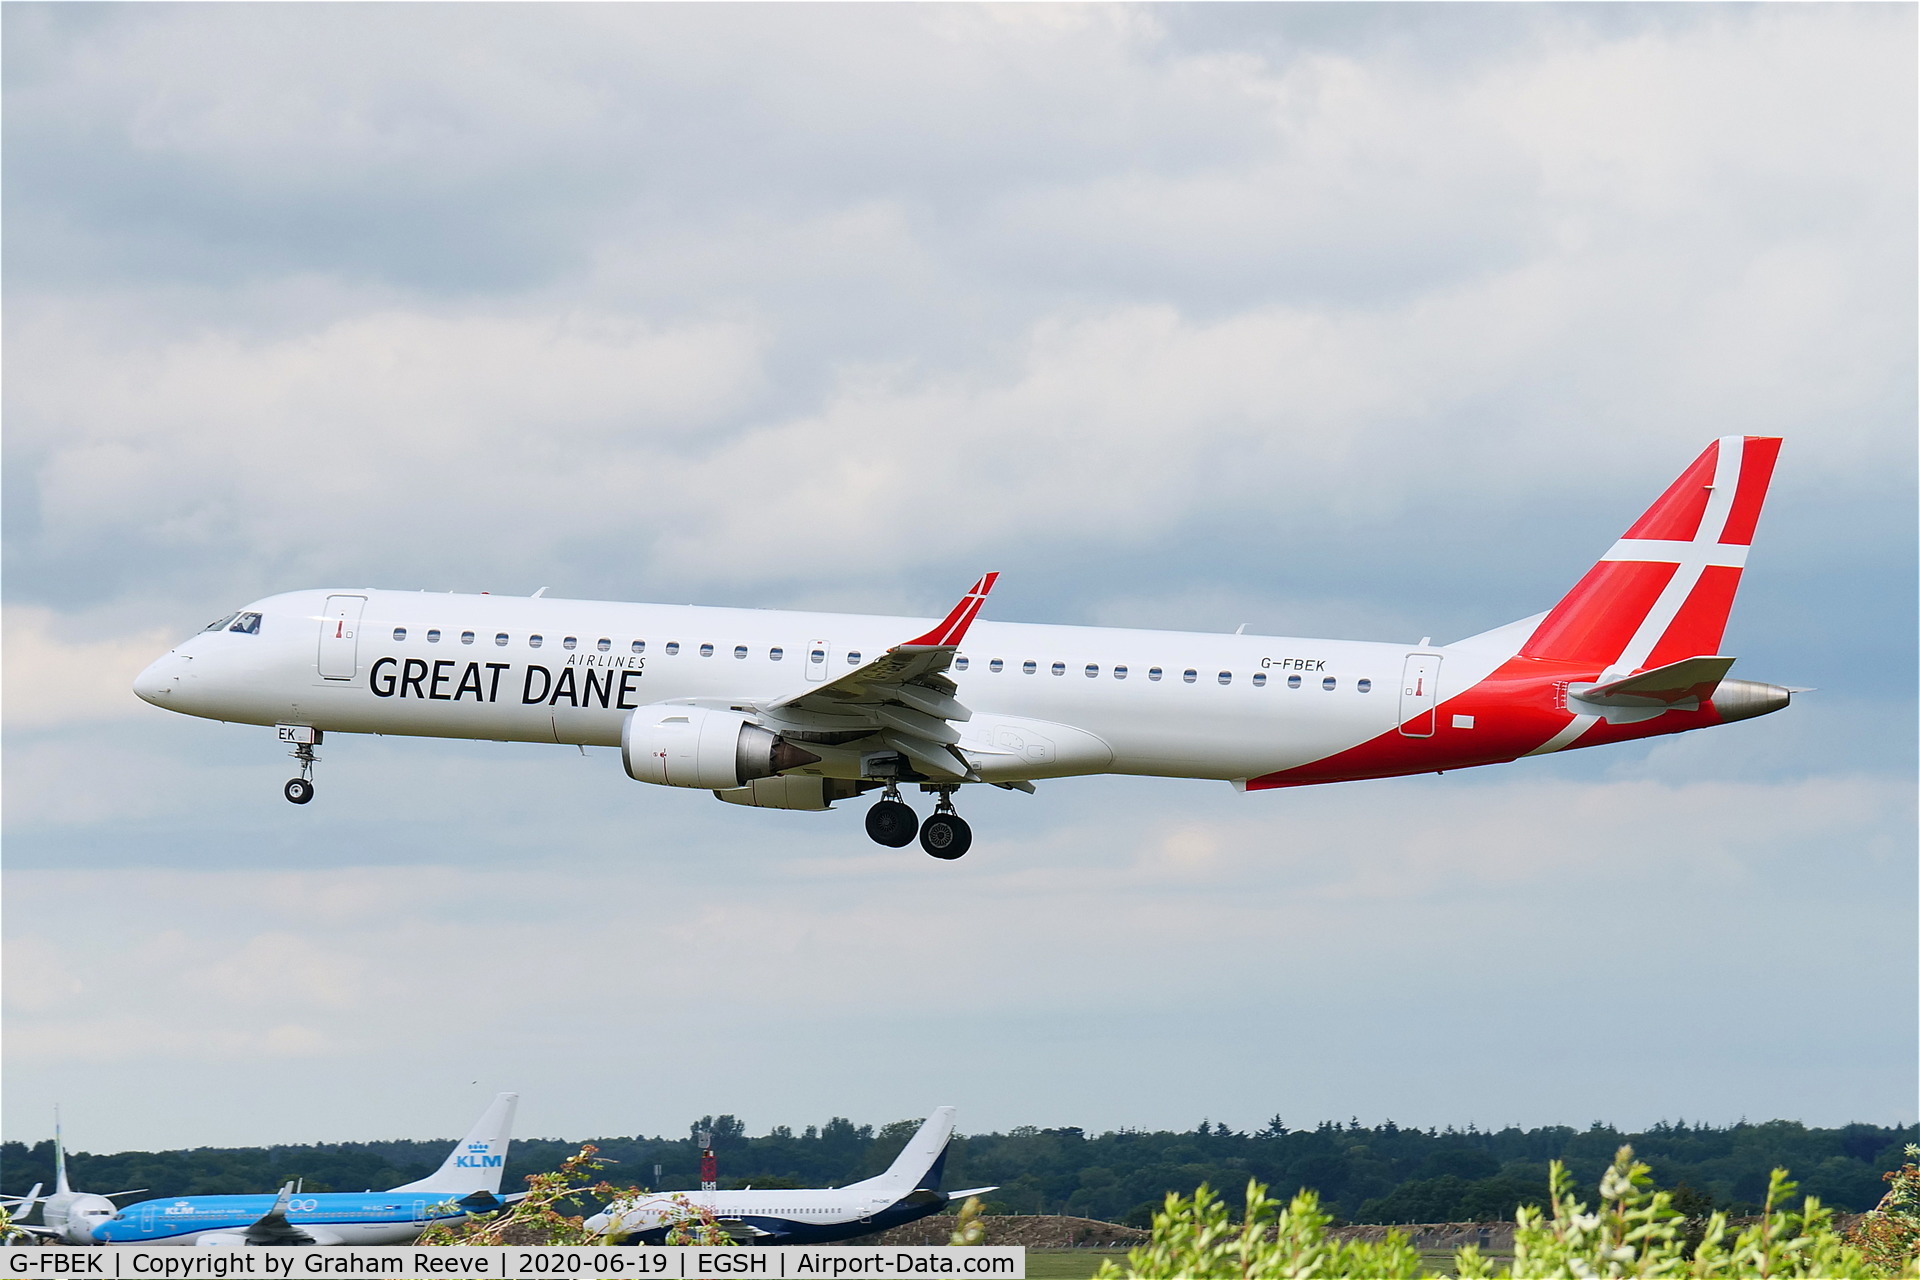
[902,575,999,649]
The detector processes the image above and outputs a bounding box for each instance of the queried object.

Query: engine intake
[623,706,821,790]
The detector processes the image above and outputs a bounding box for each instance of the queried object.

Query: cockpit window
[228,612,262,634]
[203,612,240,632]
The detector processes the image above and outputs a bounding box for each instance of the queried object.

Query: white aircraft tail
[387,1093,519,1196]
[53,1109,71,1197]
[855,1107,957,1194]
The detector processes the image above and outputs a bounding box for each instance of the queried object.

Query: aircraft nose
[133,653,183,706]
[583,1212,610,1234]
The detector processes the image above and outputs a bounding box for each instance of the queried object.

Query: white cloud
[2,606,173,729]
[2,2,1911,1149]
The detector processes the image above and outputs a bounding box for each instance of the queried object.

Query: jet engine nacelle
[714,776,865,811]
[622,706,821,790]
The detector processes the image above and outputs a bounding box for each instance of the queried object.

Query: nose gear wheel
[285,739,319,804]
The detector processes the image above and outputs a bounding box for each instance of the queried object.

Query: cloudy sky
[5,3,1914,1155]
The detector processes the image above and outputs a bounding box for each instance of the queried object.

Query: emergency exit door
[805,638,832,682]
[1398,653,1442,737]
[318,595,367,680]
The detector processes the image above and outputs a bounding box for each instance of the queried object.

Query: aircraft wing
[10,1225,68,1241]
[716,1218,775,1240]
[764,574,998,783]
[237,1184,327,1246]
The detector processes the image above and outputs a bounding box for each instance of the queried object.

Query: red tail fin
[1520,437,1781,677]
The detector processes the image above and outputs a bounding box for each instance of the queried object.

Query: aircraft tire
[284,778,315,805]
[920,813,971,859]
[865,799,917,847]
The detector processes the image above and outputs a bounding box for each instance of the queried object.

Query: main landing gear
[863,784,972,859]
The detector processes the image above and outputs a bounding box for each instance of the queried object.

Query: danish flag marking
[1597,436,1746,684]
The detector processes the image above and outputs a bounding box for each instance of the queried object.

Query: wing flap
[882,731,974,782]
[873,704,962,746]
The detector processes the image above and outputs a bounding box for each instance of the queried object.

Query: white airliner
[134,436,1792,859]
[3,1112,146,1244]
[584,1107,993,1245]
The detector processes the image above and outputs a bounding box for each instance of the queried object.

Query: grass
[1022,1249,1130,1279]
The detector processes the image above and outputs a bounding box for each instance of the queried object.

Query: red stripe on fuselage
[1243,654,1732,790]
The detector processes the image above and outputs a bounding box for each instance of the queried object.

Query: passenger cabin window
[1357,678,1372,693]
[989,659,1004,673]
[1149,667,1163,681]
[598,638,612,652]
[846,651,862,664]
[393,627,407,641]
[563,636,578,650]
[1085,663,1099,678]
[1183,669,1198,683]
[427,629,441,643]
[1252,672,1266,687]
[461,631,476,645]
[699,643,714,657]
[1287,674,1301,688]
[229,612,262,634]
[1218,671,1232,685]
[769,647,783,661]
[1114,665,1128,679]
[665,642,681,655]
[1323,676,1337,690]
[495,633,509,646]
[203,612,240,632]
[1023,660,1037,674]
[734,645,748,659]
[529,634,543,648]
[632,640,646,653]
[810,648,825,665]
[954,656,969,671]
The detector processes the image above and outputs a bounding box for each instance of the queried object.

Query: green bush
[1097,1145,1919,1278]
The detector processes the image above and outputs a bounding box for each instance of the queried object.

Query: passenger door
[317,595,367,680]
[1398,654,1441,738]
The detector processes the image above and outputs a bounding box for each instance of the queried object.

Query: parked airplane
[88,1093,517,1246]
[134,437,1792,859]
[584,1106,993,1244]
[3,1112,147,1244]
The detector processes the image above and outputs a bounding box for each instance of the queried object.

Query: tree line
[4,1115,1911,1226]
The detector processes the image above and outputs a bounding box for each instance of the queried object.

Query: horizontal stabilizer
[947,1186,999,1198]
[1577,656,1735,707]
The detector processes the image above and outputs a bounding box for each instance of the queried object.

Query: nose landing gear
[918,787,971,860]
[279,725,322,805]
[864,782,918,847]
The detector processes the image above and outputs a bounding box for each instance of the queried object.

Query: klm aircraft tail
[388,1093,519,1196]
